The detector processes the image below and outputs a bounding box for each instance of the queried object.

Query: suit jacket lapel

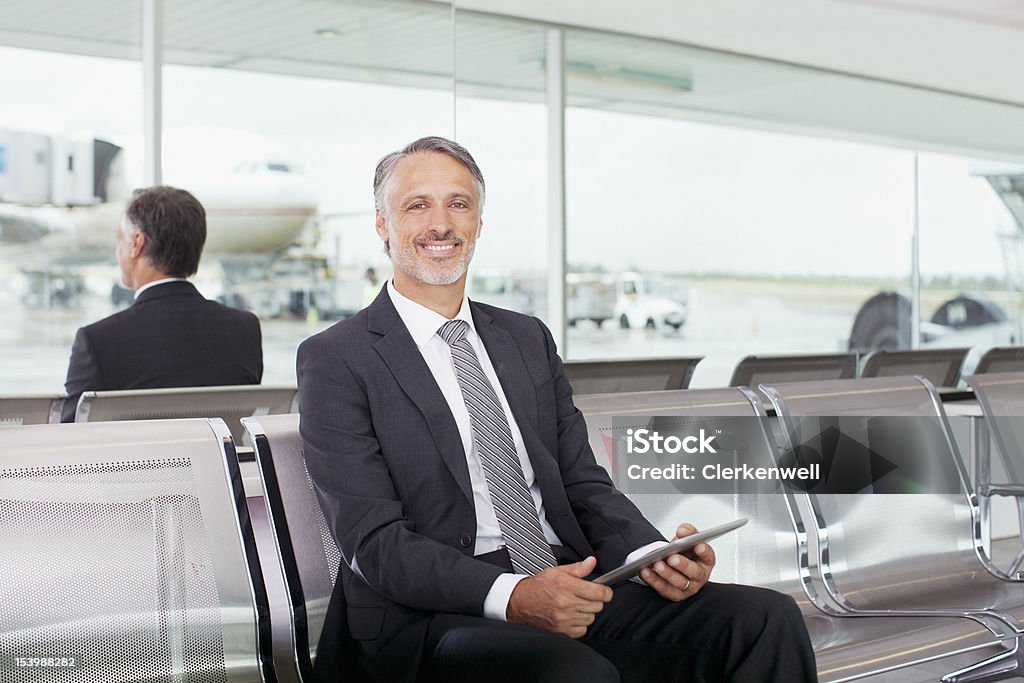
[368,289,475,505]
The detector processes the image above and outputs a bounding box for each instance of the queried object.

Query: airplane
[0,126,320,306]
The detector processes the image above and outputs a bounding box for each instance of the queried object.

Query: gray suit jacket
[297,287,662,681]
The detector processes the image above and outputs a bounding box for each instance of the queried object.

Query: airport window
[2,4,1024,396]
[561,27,1024,385]
[563,106,917,385]
[0,33,141,394]
[157,0,458,385]
[918,152,1023,377]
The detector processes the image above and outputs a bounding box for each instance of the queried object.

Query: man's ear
[477,215,484,238]
[130,230,147,259]
[375,208,388,242]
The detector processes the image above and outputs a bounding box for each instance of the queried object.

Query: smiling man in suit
[297,137,816,682]
[61,186,263,422]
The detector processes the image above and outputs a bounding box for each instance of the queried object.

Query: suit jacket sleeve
[538,317,665,560]
[62,327,101,423]
[247,313,264,383]
[297,333,506,616]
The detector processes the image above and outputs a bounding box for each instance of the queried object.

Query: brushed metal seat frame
[762,376,1024,683]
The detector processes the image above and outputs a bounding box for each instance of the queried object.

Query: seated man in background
[62,186,263,422]
[298,137,816,682]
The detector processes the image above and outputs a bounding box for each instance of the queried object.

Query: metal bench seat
[564,356,702,394]
[75,384,299,445]
[762,376,1024,683]
[0,393,64,426]
[243,414,352,682]
[859,348,970,387]
[0,418,274,682]
[576,385,1024,681]
[965,371,1024,580]
[728,352,858,389]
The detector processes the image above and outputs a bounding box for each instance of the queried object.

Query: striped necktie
[437,319,557,575]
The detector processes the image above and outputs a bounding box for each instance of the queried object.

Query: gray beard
[389,235,475,286]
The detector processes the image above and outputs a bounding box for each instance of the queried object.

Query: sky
[0,45,1019,281]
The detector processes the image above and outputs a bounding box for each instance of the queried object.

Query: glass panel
[918,152,1024,380]
[0,1,141,394]
[454,11,548,319]
[157,0,456,386]
[565,108,916,385]
[563,26,1024,387]
[563,29,1024,159]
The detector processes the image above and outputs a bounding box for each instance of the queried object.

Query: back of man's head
[125,186,207,278]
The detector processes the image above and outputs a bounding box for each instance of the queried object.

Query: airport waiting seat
[965,371,1024,580]
[0,418,274,682]
[75,385,298,445]
[242,414,358,682]
[859,347,969,387]
[574,388,806,584]
[0,393,64,426]
[762,376,1024,683]
[564,356,702,394]
[975,347,1024,375]
[573,387,1012,680]
[728,352,857,389]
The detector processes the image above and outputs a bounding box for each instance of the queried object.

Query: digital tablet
[593,517,749,585]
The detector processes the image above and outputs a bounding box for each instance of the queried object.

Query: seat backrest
[0,418,272,682]
[759,376,1010,613]
[974,347,1024,375]
[76,385,298,444]
[728,353,858,388]
[859,348,969,387]
[564,357,702,394]
[243,414,341,681]
[0,394,64,426]
[965,371,1024,485]
[573,388,807,596]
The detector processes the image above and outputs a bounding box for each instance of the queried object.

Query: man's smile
[417,239,462,257]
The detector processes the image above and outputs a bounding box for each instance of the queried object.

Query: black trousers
[420,548,817,683]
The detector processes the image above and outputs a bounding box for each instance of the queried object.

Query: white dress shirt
[133,277,187,299]
[387,281,664,620]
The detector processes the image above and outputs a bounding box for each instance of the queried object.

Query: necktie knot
[438,319,469,346]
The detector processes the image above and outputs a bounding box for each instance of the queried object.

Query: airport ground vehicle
[566,272,616,327]
[848,291,1019,375]
[471,270,690,331]
[469,269,545,318]
[613,272,688,331]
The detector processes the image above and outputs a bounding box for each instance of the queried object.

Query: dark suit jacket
[62,280,263,422]
[297,287,662,682]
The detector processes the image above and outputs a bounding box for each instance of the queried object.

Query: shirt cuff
[627,540,669,586]
[483,573,528,621]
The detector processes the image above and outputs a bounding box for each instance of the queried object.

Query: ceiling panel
[838,0,1024,30]
[0,0,1021,157]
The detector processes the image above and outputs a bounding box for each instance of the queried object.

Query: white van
[614,272,688,330]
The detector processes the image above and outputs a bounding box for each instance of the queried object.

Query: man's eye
[451,201,468,209]
[408,203,427,210]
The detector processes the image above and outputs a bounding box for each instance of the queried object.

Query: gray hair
[373,136,486,215]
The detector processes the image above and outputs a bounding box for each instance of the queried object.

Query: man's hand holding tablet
[594,518,748,602]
